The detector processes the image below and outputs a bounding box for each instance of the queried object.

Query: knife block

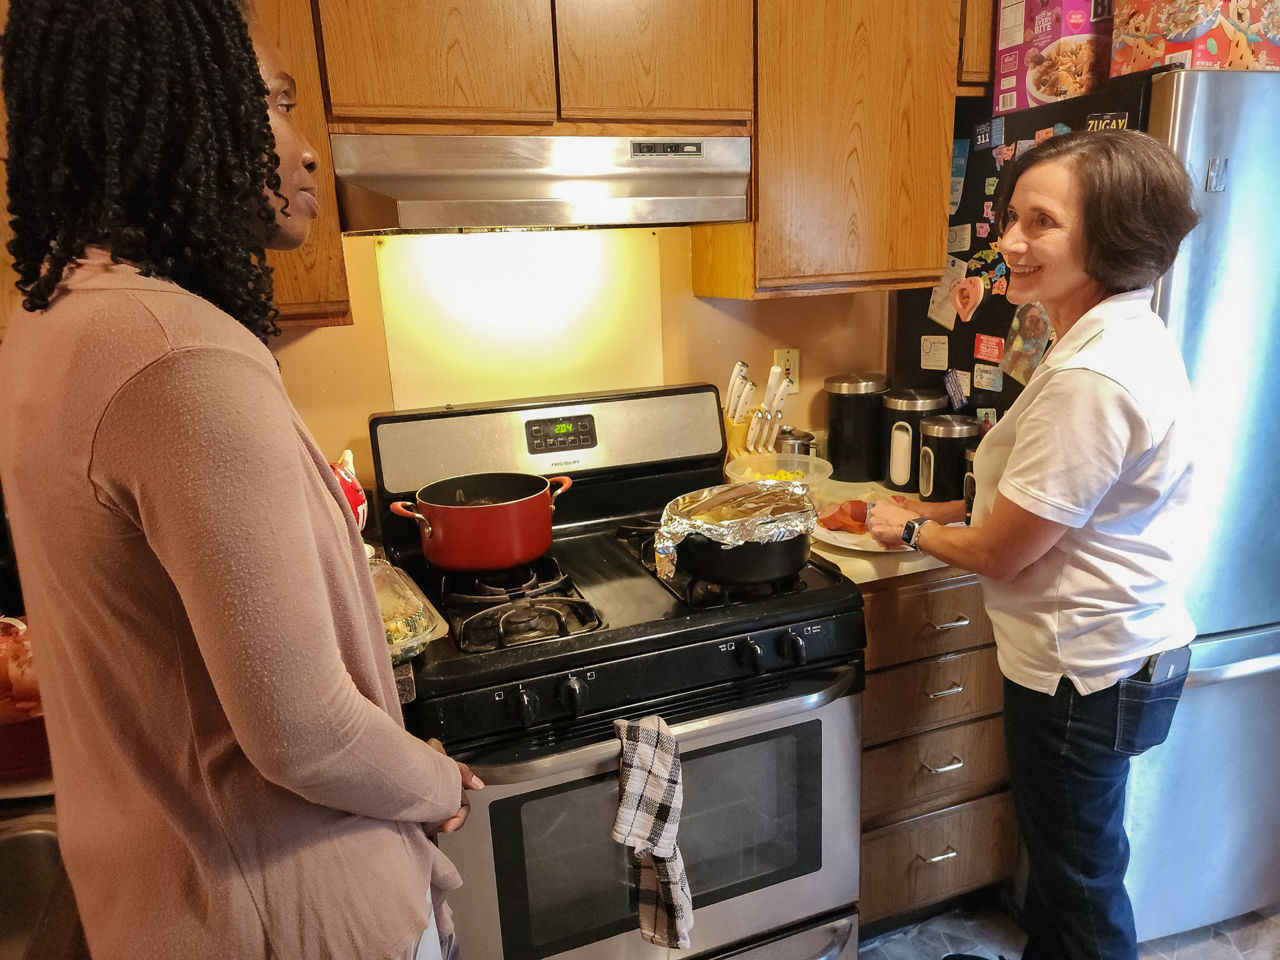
[725,415,752,461]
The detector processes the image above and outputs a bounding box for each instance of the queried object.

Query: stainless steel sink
[0,810,69,960]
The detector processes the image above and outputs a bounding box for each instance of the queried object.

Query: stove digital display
[525,414,597,453]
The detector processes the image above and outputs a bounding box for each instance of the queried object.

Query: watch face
[902,519,918,546]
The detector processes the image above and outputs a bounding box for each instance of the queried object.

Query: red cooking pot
[390,473,572,571]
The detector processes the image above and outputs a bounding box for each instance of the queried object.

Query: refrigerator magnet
[973,363,1004,392]
[1014,139,1037,160]
[952,277,985,324]
[991,116,1006,147]
[976,222,991,239]
[992,276,1008,295]
[993,144,1016,170]
[921,335,949,371]
[985,176,999,196]
[947,223,973,253]
[975,333,1004,363]
[1000,302,1052,386]
[1035,127,1055,144]
[974,122,992,151]
[983,200,995,221]
[927,256,966,331]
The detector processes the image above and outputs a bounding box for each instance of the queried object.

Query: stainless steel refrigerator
[1125,67,1280,942]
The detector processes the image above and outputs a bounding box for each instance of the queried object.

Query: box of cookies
[995,0,1116,114]
[1111,0,1280,75]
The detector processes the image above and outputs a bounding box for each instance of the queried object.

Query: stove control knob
[743,639,766,675]
[559,676,587,716]
[782,631,807,666]
[516,688,540,727]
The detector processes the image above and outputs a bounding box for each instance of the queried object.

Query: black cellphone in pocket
[1136,645,1192,683]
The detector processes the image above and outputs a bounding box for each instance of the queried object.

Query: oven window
[489,720,824,960]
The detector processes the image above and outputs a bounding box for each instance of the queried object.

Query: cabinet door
[255,0,350,326]
[960,0,996,84]
[317,0,556,122]
[556,0,753,121]
[755,0,958,289]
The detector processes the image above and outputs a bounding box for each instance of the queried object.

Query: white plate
[812,525,911,553]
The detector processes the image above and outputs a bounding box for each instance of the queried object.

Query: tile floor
[858,903,1280,960]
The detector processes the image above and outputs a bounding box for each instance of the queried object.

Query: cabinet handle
[917,847,959,864]
[928,614,971,631]
[926,682,965,699]
[921,755,965,774]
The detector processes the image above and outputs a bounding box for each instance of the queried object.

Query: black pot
[676,533,811,585]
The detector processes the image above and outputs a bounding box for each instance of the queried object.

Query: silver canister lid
[884,388,948,412]
[824,373,889,395]
[921,414,981,438]
[775,426,815,454]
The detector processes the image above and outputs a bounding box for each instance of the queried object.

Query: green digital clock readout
[554,423,574,435]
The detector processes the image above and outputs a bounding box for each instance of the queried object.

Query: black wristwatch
[902,517,933,549]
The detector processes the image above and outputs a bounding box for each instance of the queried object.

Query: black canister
[883,389,948,492]
[963,444,978,523]
[918,415,981,502]
[824,373,889,482]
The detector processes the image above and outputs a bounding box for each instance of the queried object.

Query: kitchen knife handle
[745,408,767,451]
[733,381,756,423]
[768,376,793,414]
[724,361,748,412]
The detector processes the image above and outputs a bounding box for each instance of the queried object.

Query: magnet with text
[943,369,967,410]
[921,335,949,371]
[1034,127,1054,145]
[993,144,1016,170]
[974,122,992,151]
[991,116,1006,147]
[1086,112,1129,131]
[984,176,999,196]
[974,333,1004,363]
[976,222,991,239]
[973,363,1003,392]
[983,200,995,222]
[947,223,973,253]
[927,256,966,331]
[1013,139,1037,160]
[992,275,1008,295]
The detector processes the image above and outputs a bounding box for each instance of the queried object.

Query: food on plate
[818,499,870,535]
[0,617,42,723]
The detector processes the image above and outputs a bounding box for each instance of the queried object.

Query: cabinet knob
[559,676,587,716]
[743,639,766,674]
[516,688,540,727]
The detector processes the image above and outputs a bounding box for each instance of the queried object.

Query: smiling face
[999,158,1108,336]
[250,30,319,251]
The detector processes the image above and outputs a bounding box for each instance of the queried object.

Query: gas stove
[370,384,865,758]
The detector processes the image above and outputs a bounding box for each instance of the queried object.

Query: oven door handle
[469,666,858,785]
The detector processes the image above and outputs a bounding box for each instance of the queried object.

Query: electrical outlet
[773,348,800,394]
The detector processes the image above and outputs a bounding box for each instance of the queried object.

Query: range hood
[329,135,750,232]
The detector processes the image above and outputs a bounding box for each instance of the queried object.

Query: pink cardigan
[0,252,464,960]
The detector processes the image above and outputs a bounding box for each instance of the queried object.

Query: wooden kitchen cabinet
[255,0,351,326]
[555,0,753,121]
[857,568,1018,925]
[316,0,557,122]
[691,0,959,298]
[861,791,1020,923]
[959,0,997,85]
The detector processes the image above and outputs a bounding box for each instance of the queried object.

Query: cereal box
[1112,1,1280,74]
[995,0,1116,115]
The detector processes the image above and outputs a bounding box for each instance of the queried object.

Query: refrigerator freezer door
[1147,69,1280,636]
[1124,624,1280,941]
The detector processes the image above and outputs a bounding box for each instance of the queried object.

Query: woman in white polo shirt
[867,129,1200,960]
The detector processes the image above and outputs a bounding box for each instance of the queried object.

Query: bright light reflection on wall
[376,229,664,411]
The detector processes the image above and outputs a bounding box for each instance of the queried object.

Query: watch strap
[902,517,932,548]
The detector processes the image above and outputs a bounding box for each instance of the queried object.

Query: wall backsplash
[274,229,891,489]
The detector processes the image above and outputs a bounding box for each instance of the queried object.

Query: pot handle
[389,500,433,538]
[548,476,573,506]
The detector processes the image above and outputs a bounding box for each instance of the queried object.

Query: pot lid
[884,389,948,412]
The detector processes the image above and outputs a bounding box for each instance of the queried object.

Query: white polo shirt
[971,287,1197,695]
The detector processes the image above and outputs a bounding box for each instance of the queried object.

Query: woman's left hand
[866,499,917,548]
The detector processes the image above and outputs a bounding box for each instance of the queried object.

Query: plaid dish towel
[611,716,694,950]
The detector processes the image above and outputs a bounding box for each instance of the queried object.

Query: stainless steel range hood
[329,135,750,232]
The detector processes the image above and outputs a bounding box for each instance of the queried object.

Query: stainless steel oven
[439,669,860,959]
[370,385,866,960]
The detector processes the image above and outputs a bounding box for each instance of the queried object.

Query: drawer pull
[926,682,965,699]
[921,755,965,774]
[928,614,971,631]
[917,846,959,864]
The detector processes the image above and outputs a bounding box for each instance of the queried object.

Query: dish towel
[611,716,694,950]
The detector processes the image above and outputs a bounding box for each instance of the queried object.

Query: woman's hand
[427,738,485,833]
[866,499,918,548]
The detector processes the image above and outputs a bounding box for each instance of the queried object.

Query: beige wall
[274,227,891,488]
[657,230,891,431]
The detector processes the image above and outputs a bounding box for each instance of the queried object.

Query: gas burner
[442,556,572,606]
[456,597,603,653]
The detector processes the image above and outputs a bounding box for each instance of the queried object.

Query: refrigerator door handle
[1186,650,1280,689]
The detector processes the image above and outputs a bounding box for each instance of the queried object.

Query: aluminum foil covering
[655,480,817,578]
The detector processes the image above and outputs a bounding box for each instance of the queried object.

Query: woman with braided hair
[0,3,476,959]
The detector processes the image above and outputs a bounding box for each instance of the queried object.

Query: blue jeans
[1003,675,1162,960]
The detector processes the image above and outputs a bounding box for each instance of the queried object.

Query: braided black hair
[2,0,284,341]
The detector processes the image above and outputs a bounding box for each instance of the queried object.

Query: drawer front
[862,716,1007,829]
[863,646,1002,746]
[860,791,1020,924]
[863,576,993,671]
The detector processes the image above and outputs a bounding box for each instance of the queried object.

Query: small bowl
[725,452,834,496]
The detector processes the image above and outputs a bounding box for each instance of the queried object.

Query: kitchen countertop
[809,479,950,586]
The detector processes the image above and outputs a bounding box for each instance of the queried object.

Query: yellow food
[752,469,805,481]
